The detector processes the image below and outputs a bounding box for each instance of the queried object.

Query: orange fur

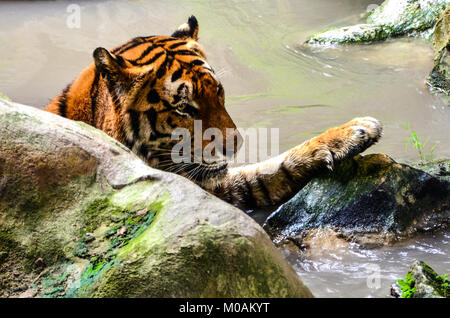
[46,16,383,209]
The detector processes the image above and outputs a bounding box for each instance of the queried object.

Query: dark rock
[264,154,450,248]
[426,7,450,95]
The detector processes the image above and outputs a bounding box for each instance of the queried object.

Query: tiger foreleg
[211,117,383,210]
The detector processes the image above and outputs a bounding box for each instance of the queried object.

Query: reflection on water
[0,0,449,298]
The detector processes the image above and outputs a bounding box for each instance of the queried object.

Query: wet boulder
[426,7,450,95]
[307,0,449,45]
[391,260,450,298]
[264,154,450,248]
[0,100,313,298]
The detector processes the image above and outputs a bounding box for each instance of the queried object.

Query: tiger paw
[326,116,383,162]
[308,116,383,171]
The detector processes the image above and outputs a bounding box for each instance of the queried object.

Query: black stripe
[112,36,155,55]
[139,143,150,158]
[117,124,134,150]
[191,59,204,66]
[166,116,177,129]
[256,177,273,206]
[161,99,173,111]
[156,55,169,78]
[147,89,160,104]
[280,163,297,185]
[171,68,183,82]
[172,94,182,105]
[166,55,175,72]
[170,50,201,57]
[124,137,135,150]
[177,83,186,93]
[109,88,121,113]
[90,71,100,126]
[183,104,198,117]
[128,110,141,139]
[154,37,177,44]
[58,84,71,118]
[114,55,127,67]
[130,44,157,63]
[168,41,187,49]
[224,185,232,205]
[243,179,258,208]
[131,50,165,66]
[145,108,171,140]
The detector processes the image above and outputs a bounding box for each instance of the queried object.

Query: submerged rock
[307,0,449,45]
[391,260,450,298]
[0,100,313,298]
[426,7,450,95]
[264,154,450,248]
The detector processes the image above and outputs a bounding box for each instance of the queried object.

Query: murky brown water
[0,0,449,297]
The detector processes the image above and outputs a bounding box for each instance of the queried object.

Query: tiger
[45,16,383,210]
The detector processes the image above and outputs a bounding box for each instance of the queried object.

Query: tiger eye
[177,103,187,111]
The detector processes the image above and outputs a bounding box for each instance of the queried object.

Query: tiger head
[92,16,242,184]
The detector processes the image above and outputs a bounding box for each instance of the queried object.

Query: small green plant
[0,92,11,102]
[397,272,416,298]
[402,122,439,161]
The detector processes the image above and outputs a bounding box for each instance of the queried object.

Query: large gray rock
[307,0,449,45]
[0,100,313,298]
[264,154,450,248]
[426,7,450,95]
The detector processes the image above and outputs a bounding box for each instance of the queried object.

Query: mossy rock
[414,158,450,181]
[307,0,450,45]
[391,260,450,298]
[426,7,450,95]
[0,100,312,298]
[264,154,450,248]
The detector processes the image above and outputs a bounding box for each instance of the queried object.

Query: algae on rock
[264,154,450,248]
[307,0,450,45]
[391,260,450,298]
[0,100,313,298]
[426,7,450,95]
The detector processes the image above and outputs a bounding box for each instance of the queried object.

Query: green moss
[64,199,162,297]
[0,228,17,253]
[65,255,117,297]
[436,274,450,297]
[421,262,450,297]
[398,272,416,298]
[40,263,72,298]
[87,224,299,298]
[398,262,450,298]
[82,197,121,232]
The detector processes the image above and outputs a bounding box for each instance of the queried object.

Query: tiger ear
[93,47,126,78]
[172,15,199,41]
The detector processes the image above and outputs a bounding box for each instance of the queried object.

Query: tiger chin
[45,15,383,210]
